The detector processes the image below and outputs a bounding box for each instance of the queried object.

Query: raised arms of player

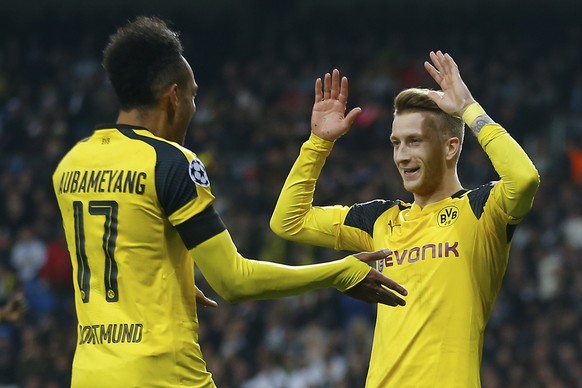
[424,51,539,219]
[190,228,407,305]
[270,70,373,252]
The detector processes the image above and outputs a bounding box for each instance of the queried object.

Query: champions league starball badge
[189,158,210,187]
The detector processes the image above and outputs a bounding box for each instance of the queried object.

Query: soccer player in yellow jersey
[52,17,408,388]
[270,51,540,387]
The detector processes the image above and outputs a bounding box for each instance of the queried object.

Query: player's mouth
[401,167,420,178]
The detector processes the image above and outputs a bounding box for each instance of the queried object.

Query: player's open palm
[424,50,475,116]
[311,69,361,141]
[345,250,408,306]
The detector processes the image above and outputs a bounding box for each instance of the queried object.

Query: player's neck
[413,177,463,209]
[116,109,173,142]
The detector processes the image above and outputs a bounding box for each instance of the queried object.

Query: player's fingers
[330,69,340,100]
[378,275,408,297]
[443,53,459,73]
[424,61,441,83]
[338,76,349,105]
[202,297,218,308]
[353,249,391,263]
[196,287,218,308]
[375,287,407,306]
[323,72,332,100]
[367,268,407,297]
[436,50,451,75]
[314,78,323,103]
[429,51,443,71]
[426,90,444,105]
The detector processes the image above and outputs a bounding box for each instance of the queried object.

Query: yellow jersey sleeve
[137,139,227,249]
[477,123,540,221]
[191,230,372,303]
[271,133,374,252]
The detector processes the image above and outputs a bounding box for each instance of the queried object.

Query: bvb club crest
[437,206,459,227]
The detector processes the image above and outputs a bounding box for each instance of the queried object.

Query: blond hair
[393,88,464,143]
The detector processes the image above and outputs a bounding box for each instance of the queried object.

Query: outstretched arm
[425,51,539,219]
[191,229,407,306]
[271,69,372,251]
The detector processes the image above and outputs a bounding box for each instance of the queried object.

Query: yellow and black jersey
[54,124,376,388]
[271,122,539,387]
[53,125,224,387]
[335,184,514,387]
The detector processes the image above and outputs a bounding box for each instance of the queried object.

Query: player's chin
[401,175,421,192]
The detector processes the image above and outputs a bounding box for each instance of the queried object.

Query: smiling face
[390,111,451,198]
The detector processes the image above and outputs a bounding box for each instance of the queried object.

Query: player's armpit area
[190,230,371,303]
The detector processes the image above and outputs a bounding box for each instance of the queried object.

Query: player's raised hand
[424,51,476,117]
[344,250,408,306]
[311,69,361,141]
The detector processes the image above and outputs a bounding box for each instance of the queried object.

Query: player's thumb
[344,107,362,127]
[353,248,391,263]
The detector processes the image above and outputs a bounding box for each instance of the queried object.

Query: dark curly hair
[103,16,187,110]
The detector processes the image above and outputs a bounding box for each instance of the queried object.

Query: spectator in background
[0,7,580,386]
[10,227,46,284]
[39,230,72,298]
[0,291,26,324]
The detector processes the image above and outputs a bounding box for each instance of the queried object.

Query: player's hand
[0,291,27,323]
[311,69,361,141]
[196,286,218,308]
[424,50,476,116]
[344,250,407,306]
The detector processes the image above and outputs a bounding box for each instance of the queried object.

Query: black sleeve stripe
[118,127,198,215]
[467,182,495,220]
[506,224,517,243]
[344,200,399,237]
[175,205,226,249]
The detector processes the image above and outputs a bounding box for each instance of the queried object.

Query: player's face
[174,57,197,144]
[390,112,448,197]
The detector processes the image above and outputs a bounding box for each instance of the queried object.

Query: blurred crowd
[1,12,582,388]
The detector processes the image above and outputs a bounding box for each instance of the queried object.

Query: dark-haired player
[52,16,407,387]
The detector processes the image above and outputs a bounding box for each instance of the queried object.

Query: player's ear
[445,137,461,161]
[167,84,179,107]
[161,84,179,118]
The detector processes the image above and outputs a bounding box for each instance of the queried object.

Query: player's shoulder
[53,136,91,173]
[120,128,210,187]
[117,126,196,159]
[344,199,407,235]
[463,181,498,219]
